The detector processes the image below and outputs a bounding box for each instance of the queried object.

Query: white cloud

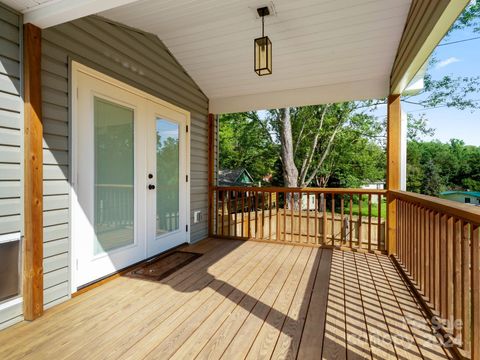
[435,57,461,70]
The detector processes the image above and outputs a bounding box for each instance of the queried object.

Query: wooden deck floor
[0,239,452,360]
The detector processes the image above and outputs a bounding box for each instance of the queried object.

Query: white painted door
[146,104,188,257]
[73,69,189,288]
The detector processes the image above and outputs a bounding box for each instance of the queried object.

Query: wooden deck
[0,239,452,360]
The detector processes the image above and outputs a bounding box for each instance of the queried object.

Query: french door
[73,67,189,288]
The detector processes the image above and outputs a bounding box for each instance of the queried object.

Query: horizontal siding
[0,3,22,329]
[38,14,210,310]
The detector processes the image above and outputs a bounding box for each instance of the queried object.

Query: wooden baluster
[349,194,353,248]
[461,221,470,353]
[340,195,345,246]
[241,191,245,238]
[425,209,431,301]
[358,194,363,249]
[323,193,327,245]
[275,191,280,241]
[228,191,232,236]
[447,216,454,332]
[283,191,287,242]
[268,191,272,241]
[314,193,319,245]
[368,194,372,252]
[440,214,448,320]
[419,206,424,291]
[331,193,335,246]
[290,192,294,242]
[378,194,382,251]
[298,191,302,243]
[261,191,265,240]
[254,190,259,239]
[234,191,238,237]
[471,224,479,360]
[247,191,251,238]
[220,190,224,236]
[434,212,441,313]
[306,191,310,244]
[453,219,462,341]
[429,210,435,305]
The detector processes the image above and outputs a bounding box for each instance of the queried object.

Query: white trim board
[209,77,388,113]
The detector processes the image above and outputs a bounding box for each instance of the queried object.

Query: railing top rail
[213,185,387,195]
[391,190,480,225]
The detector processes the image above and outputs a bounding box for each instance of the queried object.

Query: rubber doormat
[125,251,202,281]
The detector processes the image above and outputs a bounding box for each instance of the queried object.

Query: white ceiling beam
[209,77,388,114]
[23,0,141,28]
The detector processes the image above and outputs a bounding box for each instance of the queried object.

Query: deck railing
[391,190,480,359]
[211,186,387,252]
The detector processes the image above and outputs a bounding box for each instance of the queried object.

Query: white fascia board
[209,77,388,114]
[23,0,141,28]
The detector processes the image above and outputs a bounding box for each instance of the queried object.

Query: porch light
[254,7,272,76]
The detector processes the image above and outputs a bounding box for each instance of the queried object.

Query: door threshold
[72,242,188,298]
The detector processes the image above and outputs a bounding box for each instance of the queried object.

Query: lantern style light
[254,7,272,76]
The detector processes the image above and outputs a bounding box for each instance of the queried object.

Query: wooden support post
[23,23,43,320]
[208,113,215,236]
[387,94,401,255]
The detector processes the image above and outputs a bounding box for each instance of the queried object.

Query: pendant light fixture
[254,6,272,76]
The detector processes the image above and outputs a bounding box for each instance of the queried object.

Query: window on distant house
[465,197,471,204]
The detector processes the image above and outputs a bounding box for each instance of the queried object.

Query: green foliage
[218,112,278,182]
[407,139,480,195]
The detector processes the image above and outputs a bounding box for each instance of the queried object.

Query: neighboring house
[361,181,385,190]
[218,169,254,187]
[361,181,385,204]
[440,191,480,205]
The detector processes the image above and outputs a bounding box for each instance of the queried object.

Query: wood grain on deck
[0,239,451,360]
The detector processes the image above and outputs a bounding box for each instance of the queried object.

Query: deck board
[0,239,451,360]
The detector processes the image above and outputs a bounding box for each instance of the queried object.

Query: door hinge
[76,87,79,99]
[186,174,189,182]
[186,225,189,232]
[76,258,79,270]
[186,125,189,132]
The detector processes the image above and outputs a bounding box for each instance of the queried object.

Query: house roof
[441,191,480,198]
[8,0,468,113]
[218,169,254,186]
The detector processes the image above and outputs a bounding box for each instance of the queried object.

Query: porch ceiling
[98,0,412,113]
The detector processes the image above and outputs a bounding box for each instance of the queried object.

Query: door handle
[148,184,155,190]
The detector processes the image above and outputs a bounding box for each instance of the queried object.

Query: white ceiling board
[1,0,58,12]
[100,0,411,111]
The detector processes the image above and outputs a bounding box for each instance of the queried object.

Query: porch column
[23,23,44,320]
[387,94,401,255]
[208,113,215,237]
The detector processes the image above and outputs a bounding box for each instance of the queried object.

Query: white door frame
[70,61,191,293]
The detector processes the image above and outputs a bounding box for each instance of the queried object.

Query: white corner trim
[23,0,140,28]
[209,77,388,114]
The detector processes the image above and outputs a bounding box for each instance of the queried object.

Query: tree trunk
[279,108,298,188]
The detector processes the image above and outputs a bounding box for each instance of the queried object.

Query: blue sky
[398,21,480,146]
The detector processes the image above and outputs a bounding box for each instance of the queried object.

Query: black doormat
[125,251,202,282]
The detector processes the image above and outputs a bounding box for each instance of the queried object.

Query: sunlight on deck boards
[0,238,451,360]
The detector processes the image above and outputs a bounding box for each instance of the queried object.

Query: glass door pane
[94,97,134,255]
[156,119,179,236]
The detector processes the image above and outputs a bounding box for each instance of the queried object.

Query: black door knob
[148,184,155,190]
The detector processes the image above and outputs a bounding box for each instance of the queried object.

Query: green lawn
[348,199,387,219]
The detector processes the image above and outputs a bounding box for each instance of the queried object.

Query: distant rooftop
[440,191,480,198]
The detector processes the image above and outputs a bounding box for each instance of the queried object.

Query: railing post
[387,94,402,255]
[23,23,44,321]
[208,113,215,237]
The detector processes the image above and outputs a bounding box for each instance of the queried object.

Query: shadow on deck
[0,238,452,359]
